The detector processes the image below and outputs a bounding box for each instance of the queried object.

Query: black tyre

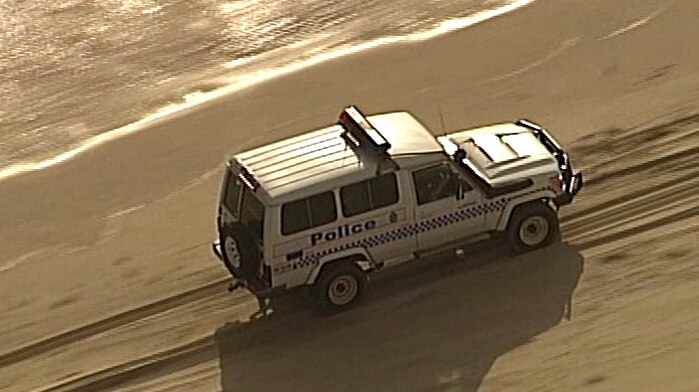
[506,201,560,254]
[313,262,367,315]
[219,222,261,280]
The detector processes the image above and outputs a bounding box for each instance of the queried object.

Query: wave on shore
[0,0,536,182]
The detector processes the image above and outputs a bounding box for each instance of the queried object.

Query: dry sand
[1,0,698,391]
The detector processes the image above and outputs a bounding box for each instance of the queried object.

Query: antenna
[438,105,447,134]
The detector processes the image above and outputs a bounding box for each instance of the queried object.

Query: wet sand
[1,0,699,391]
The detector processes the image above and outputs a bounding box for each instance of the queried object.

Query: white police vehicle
[212,106,583,313]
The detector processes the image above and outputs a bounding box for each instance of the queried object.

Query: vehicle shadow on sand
[214,242,583,392]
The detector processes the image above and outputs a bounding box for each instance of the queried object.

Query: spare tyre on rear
[219,222,261,280]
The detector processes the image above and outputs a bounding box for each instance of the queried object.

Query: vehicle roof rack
[338,106,392,162]
[228,160,260,192]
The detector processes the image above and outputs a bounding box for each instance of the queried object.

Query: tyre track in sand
[563,169,699,239]
[40,172,699,392]
[7,115,699,391]
[561,118,699,244]
[0,279,233,369]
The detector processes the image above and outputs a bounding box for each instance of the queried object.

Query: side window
[340,181,371,217]
[369,173,399,209]
[340,173,399,217]
[309,192,337,227]
[281,198,310,235]
[281,191,337,235]
[240,187,265,240]
[412,164,460,205]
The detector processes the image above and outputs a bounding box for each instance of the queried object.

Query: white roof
[232,112,442,204]
[444,123,559,185]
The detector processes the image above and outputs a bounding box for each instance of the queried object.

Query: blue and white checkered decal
[273,188,547,274]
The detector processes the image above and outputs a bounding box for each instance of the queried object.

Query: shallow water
[0,0,524,174]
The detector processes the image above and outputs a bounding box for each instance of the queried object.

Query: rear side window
[282,191,337,235]
[240,187,265,241]
[340,173,399,217]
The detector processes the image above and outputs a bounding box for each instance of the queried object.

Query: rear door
[220,170,242,226]
[239,185,265,247]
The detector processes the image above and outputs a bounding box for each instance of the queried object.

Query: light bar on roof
[338,106,391,152]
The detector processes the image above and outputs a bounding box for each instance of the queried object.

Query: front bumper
[553,171,584,206]
[516,120,583,206]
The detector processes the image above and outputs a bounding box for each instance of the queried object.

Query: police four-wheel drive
[212,106,583,314]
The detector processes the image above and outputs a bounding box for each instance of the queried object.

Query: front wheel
[313,263,367,315]
[506,201,560,254]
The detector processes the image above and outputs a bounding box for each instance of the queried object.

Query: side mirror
[456,183,465,200]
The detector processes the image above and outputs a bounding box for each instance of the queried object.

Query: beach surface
[1,0,699,390]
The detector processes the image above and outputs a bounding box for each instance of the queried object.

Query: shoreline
[0,0,538,183]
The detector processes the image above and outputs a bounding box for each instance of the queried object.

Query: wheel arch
[305,248,372,285]
[496,196,554,232]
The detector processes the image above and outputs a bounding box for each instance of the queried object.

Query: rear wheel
[313,263,367,314]
[506,201,559,253]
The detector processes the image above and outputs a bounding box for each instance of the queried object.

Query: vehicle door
[338,172,417,262]
[411,162,485,251]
